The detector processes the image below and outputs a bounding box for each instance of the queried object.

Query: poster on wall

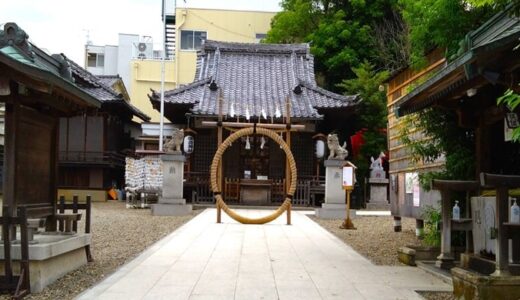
[405,173,415,194]
[412,175,420,207]
[405,172,420,206]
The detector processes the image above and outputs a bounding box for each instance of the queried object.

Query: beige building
[129,7,276,122]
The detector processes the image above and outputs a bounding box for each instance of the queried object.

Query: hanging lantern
[313,133,327,159]
[315,139,325,159]
[183,135,194,154]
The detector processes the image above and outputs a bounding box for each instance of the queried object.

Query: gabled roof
[64,57,150,121]
[0,23,100,110]
[395,5,520,116]
[150,40,359,120]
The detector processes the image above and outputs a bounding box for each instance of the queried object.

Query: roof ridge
[203,40,310,54]
[63,54,122,98]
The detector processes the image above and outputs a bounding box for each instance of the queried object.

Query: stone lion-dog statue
[327,133,349,160]
[163,129,184,153]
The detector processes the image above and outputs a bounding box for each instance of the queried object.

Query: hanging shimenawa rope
[210,126,297,224]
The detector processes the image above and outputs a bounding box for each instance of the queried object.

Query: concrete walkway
[77,209,451,300]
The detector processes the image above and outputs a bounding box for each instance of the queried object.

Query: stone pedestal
[0,233,91,292]
[151,153,192,216]
[315,159,355,219]
[366,177,390,210]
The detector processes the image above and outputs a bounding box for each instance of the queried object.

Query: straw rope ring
[210,126,297,224]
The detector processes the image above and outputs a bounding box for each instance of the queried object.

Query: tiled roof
[98,75,121,88]
[0,23,100,109]
[65,57,150,121]
[151,41,359,119]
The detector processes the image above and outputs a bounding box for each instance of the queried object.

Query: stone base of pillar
[315,203,356,220]
[151,202,192,216]
[435,254,455,270]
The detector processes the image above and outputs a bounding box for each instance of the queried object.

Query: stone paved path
[77,209,451,300]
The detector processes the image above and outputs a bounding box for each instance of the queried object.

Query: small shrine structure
[149,41,360,206]
[0,23,100,296]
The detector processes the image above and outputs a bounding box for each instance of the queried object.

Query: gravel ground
[309,216,455,299]
[1,205,456,299]
[310,215,423,265]
[6,201,200,300]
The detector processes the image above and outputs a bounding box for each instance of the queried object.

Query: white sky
[1,0,281,66]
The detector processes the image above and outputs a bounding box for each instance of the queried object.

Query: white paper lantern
[315,140,325,159]
[183,135,194,154]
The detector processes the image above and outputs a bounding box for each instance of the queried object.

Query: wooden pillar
[494,186,510,276]
[4,101,18,216]
[216,91,223,223]
[475,118,490,177]
[285,97,292,225]
[217,92,223,192]
[285,97,291,195]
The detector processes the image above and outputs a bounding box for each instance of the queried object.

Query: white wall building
[85,34,160,90]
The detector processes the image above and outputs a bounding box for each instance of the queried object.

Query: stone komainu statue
[327,133,349,160]
[164,129,184,153]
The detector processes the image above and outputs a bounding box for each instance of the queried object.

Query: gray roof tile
[151,41,359,119]
[64,57,150,121]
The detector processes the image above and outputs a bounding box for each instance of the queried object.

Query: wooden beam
[201,121,305,131]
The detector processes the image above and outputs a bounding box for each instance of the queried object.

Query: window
[87,53,104,67]
[180,30,207,50]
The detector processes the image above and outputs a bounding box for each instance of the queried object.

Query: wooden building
[393,8,520,186]
[0,22,101,212]
[57,60,150,201]
[150,41,359,206]
[386,49,447,218]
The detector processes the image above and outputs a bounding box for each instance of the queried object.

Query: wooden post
[18,206,30,294]
[287,202,291,225]
[2,206,13,284]
[59,195,65,232]
[494,186,510,276]
[72,195,78,232]
[285,97,291,195]
[85,195,93,262]
[216,91,223,223]
[340,187,355,229]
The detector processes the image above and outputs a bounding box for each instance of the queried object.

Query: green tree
[265,0,401,90]
[338,62,389,182]
[399,0,495,67]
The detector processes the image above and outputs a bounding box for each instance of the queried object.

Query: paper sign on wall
[342,166,354,188]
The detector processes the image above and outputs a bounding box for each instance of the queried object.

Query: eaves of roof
[0,46,101,108]
[395,6,520,117]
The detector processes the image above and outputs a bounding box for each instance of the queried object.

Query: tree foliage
[265,0,401,90]
[399,0,495,68]
[399,108,475,188]
[338,62,389,182]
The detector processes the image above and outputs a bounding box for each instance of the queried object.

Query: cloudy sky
[1,0,281,66]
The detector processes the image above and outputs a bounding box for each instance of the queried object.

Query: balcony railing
[59,151,126,167]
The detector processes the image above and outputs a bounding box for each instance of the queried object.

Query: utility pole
[159,0,167,151]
